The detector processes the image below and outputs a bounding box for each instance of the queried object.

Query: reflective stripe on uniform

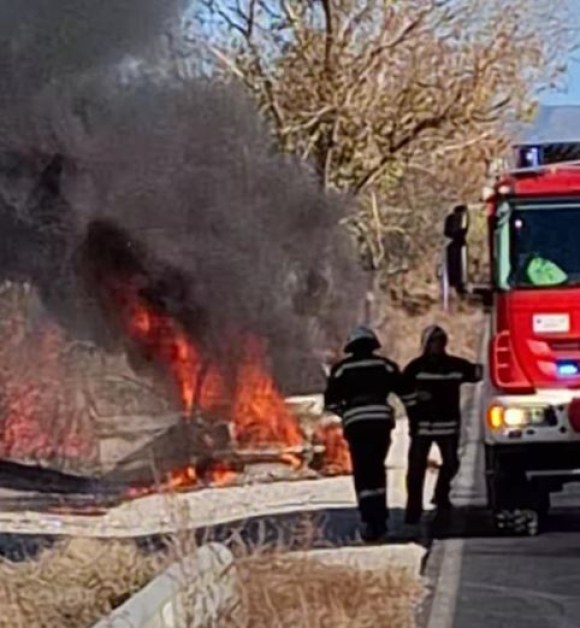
[344,415,393,427]
[400,392,418,407]
[418,420,457,429]
[334,359,394,378]
[417,428,457,436]
[343,404,393,419]
[343,404,393,427]
[416,419,459,437]
[415,371,463,380]
[358,488,386,500]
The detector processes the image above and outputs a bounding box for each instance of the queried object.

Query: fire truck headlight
[503,407,529,427]
[487,405,530,429]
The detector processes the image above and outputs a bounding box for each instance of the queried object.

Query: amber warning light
[487,405,532,430]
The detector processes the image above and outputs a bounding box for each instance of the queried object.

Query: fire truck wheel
[488,476,543,536]
[486,458,542,535]
[493,509,540,536]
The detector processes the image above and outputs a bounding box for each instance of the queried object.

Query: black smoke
[0,2,364,395]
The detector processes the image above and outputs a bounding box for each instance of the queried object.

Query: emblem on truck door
[533,314,570,333]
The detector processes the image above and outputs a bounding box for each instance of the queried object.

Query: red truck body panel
[488,166,580,393]
[492,291,580,391]
[507,169,580,196]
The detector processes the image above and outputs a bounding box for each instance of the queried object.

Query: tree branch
[320,0,334,74]
[353,107,456,194]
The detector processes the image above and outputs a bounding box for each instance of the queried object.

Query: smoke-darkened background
[0,0,364,395]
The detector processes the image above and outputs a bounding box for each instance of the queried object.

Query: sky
[540,58,580,105]
[525,52,580,141]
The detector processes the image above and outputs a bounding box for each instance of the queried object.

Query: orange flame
[204,461,238,487]
[126,460,237,498]
[116,287,302,445]
[0,282,353,493]
[105,282,306,491]
[0,322,94,464]
[314,422,352,475]
[232,337,302,448]
[123,296,208,413]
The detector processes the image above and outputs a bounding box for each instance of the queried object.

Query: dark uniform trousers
[406,430,460,518]
[344,420,392,531]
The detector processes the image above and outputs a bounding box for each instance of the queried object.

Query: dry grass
[224,554,423,628]
[0,517,425,628]
[0,537,164,628]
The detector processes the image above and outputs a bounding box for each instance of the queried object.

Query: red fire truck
[444,142,580,535]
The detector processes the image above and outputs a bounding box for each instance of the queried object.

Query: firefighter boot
[360,519,388,544]
[404,507,422,525]
[405,491,423,524]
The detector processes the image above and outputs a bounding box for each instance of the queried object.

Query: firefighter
[403,325,483,525]
[324,326,416,543]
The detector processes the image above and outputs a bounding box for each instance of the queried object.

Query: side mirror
[473,284,493,308]
[443,205,469,292]
[444,204,469,241]
[446,240,467,292]
[441,204,493,309]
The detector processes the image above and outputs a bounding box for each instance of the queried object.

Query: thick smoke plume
[0,1,364,396]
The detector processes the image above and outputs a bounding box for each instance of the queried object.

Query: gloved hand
[325,402,345,417]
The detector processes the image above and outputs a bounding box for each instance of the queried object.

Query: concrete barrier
[288,544,427,577]
[93,542,241,628]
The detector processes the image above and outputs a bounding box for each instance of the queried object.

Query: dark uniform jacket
[403,354,483,437]
[324,353,415,430]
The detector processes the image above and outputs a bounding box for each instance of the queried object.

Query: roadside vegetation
[0,526,422,628]
[227,553,422,628]
[0,538,160,628]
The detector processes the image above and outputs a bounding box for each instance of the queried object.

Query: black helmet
[421,325,448,353]
[344,326,381,354]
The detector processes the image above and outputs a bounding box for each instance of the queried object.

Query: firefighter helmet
[344,326,381,353]
[421,325,448,353]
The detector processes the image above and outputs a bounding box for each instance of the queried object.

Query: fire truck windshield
[496,199,580,289]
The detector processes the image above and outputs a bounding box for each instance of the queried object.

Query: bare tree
[193,0,575,281]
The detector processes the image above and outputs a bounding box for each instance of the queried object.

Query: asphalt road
[451,512,580,628]
[423,376,580,628]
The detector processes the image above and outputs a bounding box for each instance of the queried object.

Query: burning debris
[0,288,98,473]
[0,281,353,504]
[0,0,363,502]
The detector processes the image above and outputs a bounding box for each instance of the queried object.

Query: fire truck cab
[444,141,580,535]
